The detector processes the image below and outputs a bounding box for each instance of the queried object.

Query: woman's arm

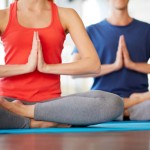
[0,44,37,78]
[0,10,37,78]
[37,8,101,75]
[0,30,38,78]
[72,40,123,78]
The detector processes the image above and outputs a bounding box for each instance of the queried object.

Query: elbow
[90,59,101,75]
[93,63,101,75]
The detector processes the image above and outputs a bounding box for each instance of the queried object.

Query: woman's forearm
[39,58,101,75]
[0,64,31,78]
[72,64,118,78]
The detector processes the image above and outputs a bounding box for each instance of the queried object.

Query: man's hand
[113,35,124,71]
[121,35,135,69]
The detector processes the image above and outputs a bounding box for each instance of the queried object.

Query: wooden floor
[0,131,149,150]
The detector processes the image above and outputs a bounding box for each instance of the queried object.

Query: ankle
[26,105,35,118]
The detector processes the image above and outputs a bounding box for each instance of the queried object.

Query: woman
[0,0,123,129]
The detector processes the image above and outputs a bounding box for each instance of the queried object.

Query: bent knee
[110,94,124,115]
[101,93,124,120]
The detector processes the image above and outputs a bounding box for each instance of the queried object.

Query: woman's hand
[26,32,38,72]
[0,32,38,78]
[37,33,48,73]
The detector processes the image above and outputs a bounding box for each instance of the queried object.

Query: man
[72,0,150,120]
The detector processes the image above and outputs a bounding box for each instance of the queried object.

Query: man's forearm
[127,62,150,74]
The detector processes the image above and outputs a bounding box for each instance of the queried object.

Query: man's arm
[124,62,150,74]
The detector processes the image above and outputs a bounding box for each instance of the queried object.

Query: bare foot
[0,98,34,118]
[30,119,71,128]
[130,92,150,102]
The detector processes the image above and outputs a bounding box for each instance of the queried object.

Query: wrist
[38,63,48,73]
[126,61,136,70]
[113,63,120,71]
[25,64,35,73]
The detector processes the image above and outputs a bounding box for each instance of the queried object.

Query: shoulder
[0,8,8,17]
[134,19,150,27]
[57,7,83,32]
[0,9,9,24]
[0,8,9,35]
[58,7,79,19]
[134,19,150,36]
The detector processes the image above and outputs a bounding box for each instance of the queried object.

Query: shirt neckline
[15,1,54,30]
[103,18,136,28]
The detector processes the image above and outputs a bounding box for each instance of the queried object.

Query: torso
[87,19,150,97]
[0,2,70,101]
[0,3,68,36]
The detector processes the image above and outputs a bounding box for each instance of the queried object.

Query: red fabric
[0,2,66,102]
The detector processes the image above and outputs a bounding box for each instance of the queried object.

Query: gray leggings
[116,99,150,121]
[0,90,123,129]
[129,100,150,120]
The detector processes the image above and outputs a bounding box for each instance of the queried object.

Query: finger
[32,32,37,49]
[36,32,41,51]
[37,40,43,59]
[118,35,124,52]
[120,36,129,57]
[36,32,40,41]
[34,31,36,39]
[121,35,127,50]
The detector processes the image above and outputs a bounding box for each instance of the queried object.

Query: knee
[99,93,124,121]
[109,94,124,117]
[129,101,150,120]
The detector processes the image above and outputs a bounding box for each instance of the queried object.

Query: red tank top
[0,2,66,102]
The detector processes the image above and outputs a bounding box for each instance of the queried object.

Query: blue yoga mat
[1,121,150,134]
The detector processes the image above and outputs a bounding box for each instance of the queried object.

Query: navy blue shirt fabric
[73,19,150,97]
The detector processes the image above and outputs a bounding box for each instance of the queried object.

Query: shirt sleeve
[146,25,150,59]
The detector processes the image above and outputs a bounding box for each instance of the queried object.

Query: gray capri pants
[0,90,124,129]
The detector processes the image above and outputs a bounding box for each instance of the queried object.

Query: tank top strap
[1,2,19,38]
[51,2,65,33]
[8,2,19,27]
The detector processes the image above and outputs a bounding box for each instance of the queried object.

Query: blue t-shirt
[73,19,150,97]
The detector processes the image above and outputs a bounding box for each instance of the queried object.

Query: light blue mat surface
[1,121,150,134]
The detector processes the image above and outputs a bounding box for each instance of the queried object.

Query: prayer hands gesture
[27,31,47,73]
[114,35,135,71]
